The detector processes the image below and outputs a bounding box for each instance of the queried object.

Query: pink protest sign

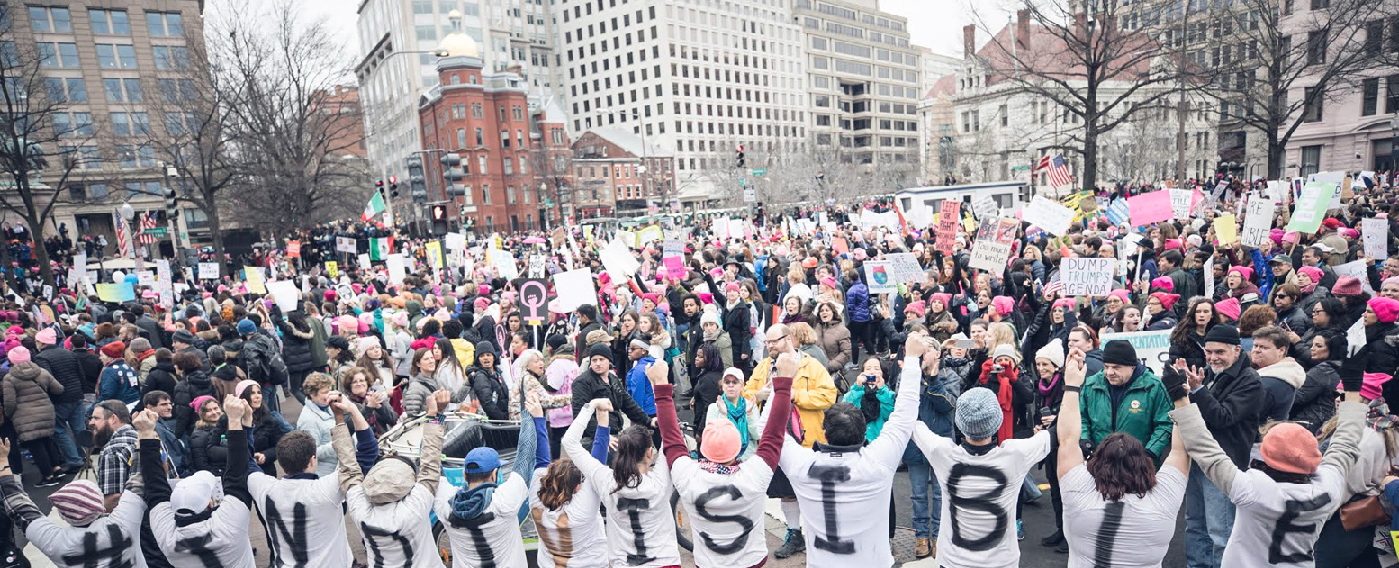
[1128,190,1173,228]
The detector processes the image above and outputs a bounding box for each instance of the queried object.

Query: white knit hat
[1035,339,1066,369]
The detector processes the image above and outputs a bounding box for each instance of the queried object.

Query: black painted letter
[807,464,855,554]
[946,463,1008,552]
[361,522,414,568]
[1268,494,1332,564]
[693,484,756,555]
[616,497,657,566]
[262,499,309,567]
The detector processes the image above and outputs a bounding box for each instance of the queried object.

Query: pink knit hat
[235,379,259,397]
[1369,297,1399,323]
[1150,276,1174,292]
[700,418,741,464]
[7,346,29,365]
[35,328,56,345]
[1362,372,1391,401]
[929,293,952,310]
[1227,266,1253,282]
[189,394,216,411]
[1216,297,1242,321]
[904,301,926,318]
[1259,422,1323,475]
[1297,266,1324,285]
[991,296,1015,316]
[357,336,381,353]
[48,480,105,527]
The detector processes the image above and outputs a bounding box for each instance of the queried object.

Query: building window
[159,78,196,103]
[507,185,516,204]
[44,78,86,103]
[478,155,488,174]
[37,42,79,68]
[103,78,142,103]
[482,185,491,204]
[1302,87,1323,122]
[456,128,466,149]
[1387,75,1399,114]
[28,7,71,33]
[500,131,510,148]
[504,158,513,174]
[89,9,130,35]
[152,46,189,69]
[1301,145,1321,177]
[97,44,139,69]
[999,105,1008,127]
[1363,78,1379,116]
[146,12,184,36]
[475,128,483,146]
[1306,31,1326,65]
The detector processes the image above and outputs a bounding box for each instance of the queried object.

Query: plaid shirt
[96,425,138,496]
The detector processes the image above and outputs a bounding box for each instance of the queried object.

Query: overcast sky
[231,0,1007,60]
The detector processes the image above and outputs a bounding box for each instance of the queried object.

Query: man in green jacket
[1079,339,1174,461]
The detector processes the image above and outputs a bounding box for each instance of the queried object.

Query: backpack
[241,337,288,386]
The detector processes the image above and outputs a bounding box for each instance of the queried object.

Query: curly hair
[1086,432,1157,501]
[537,457,583,510]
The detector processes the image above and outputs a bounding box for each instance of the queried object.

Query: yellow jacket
[743,352,839,447]
[450,337,475,369]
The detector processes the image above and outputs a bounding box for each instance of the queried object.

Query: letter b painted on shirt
[807,464,855,554]
[693,484,757,555]
[947,463,1009,552]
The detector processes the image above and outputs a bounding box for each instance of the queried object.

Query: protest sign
[266,280,299,312]
[1364,218,1388,260]
[42,285,52,301]
[600,239,639,277]
[243,267,266,294]
[969,218,1017,272]
[324,261,338,279]
[935,200,960,255]
[1127,191,1172,227]
[286,241,301,258]
[553,268,596,312]
[1022,195,1075,236]
[662,233,684,275]
[528,255,546,277]
[1334,260,1375,293]
[971,195,998,220]
[864,261,897,294]
[489,249,519,279]
[198,263,219,280]
[518,279,549,324]
[358,253,371,269]
[832,237,850,254]
[425,241,443,269]
[1204,256,1216,298]
[136,270,155,287]
[1105,198,1130,226]
[1213,214,1238,245]
[96,282,136,303]
[1285,182,1336,234]
[1241,199,1274,247]
[1107,330,1173,375]
[336,237,356,254]
[1061,257,1115,296]
[386,254,406,285]
[445,232,465,251]
[885,252,923,284]
[637,225,663,247]
[1170,188,1202,220]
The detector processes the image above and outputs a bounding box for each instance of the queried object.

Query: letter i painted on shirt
[807,464,855,554]
[617,497,657,565]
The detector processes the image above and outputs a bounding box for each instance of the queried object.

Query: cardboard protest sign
[324,261,338,279]
[553,268,596,312]
[637,225,663,247]
[1364,218,1388,260]
[1107,330,1173,375]
[600,239,639,277]
[286,241,301,258]
[386,254,406,285]
[1241,199,1274,247]
[1021,195,1075,236]
[1285,182,1336,234]
[528,255,546,277]
[243,267,266,294]
[1105,198,1130,226]
[935,200,960,255]
[336,237,356,254]
[96,282,135,303]
[971,195,998,220]
[266,280,299,312]
[425,241,443,269]
[1128,191,1173,227]
[1204,256,1216,298]
[832,237,850,254]
[358,253,371,269]
[1170,188,1202,220]
[489,249,519,279]
[1213,214,1238,245]
[518,279,549,324]
[662,233,684,275]
[1061,257,1115,296]
[864,261,897,294]
[885,252,924,284]
[198,263,219,280]
[445,232,466,251]
[969,218,1017,272]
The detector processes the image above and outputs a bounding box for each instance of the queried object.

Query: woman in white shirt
[563,400,681,568]
[529,401,615,567]
[1057,347,1191,567]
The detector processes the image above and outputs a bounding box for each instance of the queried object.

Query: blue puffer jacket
[903,367,961,466]
[97,361,140,406]
[846,280,871,323]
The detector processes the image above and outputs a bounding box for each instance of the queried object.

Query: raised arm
[222,396,254,507]
[1056,349,1087,477]
[521,392,551,471]
[417,390,451,496]
[647,360,691,467]
[0,441,42,530]
[563,402,608,477]
[867,334,930,468]
[133,410,171,509]
[329,394,371,496]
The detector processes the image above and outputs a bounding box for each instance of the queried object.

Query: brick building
[571,128,674,220]
[418,28,570,234]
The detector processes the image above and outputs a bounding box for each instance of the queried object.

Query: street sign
[750,168,767,176]
[739,176,746,187]
[743,188,756,203]
[142,227,168,238]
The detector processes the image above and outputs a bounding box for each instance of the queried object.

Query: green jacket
[1079,366,1174,459]
[844,384,896,441]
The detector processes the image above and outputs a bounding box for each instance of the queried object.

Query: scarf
[978,358,1017,443]
[1300,282,1317,295]
[723,396,751,455]
[696,460,740,475]
[1037,372,1060,399]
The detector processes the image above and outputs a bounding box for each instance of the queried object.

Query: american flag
[1047,153,1073,188]
[1033,153,1052,172]
[113,210,129,258]
[137,212,158,245]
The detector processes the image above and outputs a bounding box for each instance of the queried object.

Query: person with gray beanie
[911,385,1052,568]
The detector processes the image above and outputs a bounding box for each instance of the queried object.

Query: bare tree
[0,27,99,286]
[972,1,1184,192]
[213,1,368,243]
[1193,0,1393,178]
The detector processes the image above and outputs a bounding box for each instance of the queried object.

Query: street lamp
[119,201,142,270]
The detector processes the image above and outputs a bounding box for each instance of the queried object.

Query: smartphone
[955,339,977,349]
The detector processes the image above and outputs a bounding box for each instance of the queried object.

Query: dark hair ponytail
[610,425,653,494]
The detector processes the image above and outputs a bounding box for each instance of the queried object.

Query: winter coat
[543,355,579,428]
[296,401,338,476]
[845,281,871,323]
[700,330,734,370]
[135,316,165,350]
[742,351,839,447]
[98,360,140,406]
[814,319,852,373]
[722,301,753,366]
[1079,365,1174,459]
[2,363,61,441]
[924,310,958,343]
[400,373,439,416]
[1290,360,1340,432]
[171,368,215,439]
[842,384,895,441]
[468,364,510,420]
[569,367,653,442]
[1256,358,1306,423]
[348,392,398,436]
[1188,355,1263,469]
[73,348,102,395]
[799,343,830,370]
[249,411,293,466]
[1168,328,1209,373]
[903,367,960,466]
[624,355,658,416]
[278,320,316,373]
[308,316,329,368]
[139,360,177,409]
[32,345,85,404]
[689,368,722,427]
[573,320,602,364]
[188,424,228,475]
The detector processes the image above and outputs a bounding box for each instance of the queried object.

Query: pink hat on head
[1051,298,1076,312]
[337,314,359,333]
[189,395,216,412]
[357,336,381,353]
[7,346,29,365]
[1150,276,1174,292]
[1259,422,1323,475]
[700,418,741,464]
[390,311,408,328]
[477,285,491,295]
[1369,297,1399,323]
[904,301,926,318]
[1228,266,1253,282]
[991,296,1015,316]
[1164,239,1183,251]
[1362,372,1392,401]
[724,282,741,294]
[1341,228,1360,240]
[35,328,56,345]
[1215,297,1241,321]
[48,480,105,527]
[1107,289,1131,304]
[1332,277,1364,297]
[698,293,715,304]
[1297,266,1324,284]
[1269,229,1285,246]
[473,297,490,311]
[235,379,259,397]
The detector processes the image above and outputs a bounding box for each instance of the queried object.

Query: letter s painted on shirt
[693,484,757,555]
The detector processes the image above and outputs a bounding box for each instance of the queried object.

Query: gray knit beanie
[956,388,1004,440]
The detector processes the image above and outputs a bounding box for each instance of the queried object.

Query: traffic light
[375,179,384,196]
[736,144,745,169]
[405,157,428,204]
[430,204,448,236]
[164,188,177,224]
[389,176,399,198]
[459,205,467,217]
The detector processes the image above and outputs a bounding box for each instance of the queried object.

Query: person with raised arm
[529,385,614,567]
[1057,347,1191,567]
[653,356,792,568]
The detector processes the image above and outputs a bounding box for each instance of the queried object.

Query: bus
[894,181,1033,219]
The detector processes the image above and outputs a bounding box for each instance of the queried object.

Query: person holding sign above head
[778,330,926,567]
[1169,338,1370,568]
[1056,346,1191,567]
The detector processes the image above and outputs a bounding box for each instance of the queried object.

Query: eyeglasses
[764,335,789,345]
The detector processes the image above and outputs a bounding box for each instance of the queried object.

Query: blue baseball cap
[463,447,502,474]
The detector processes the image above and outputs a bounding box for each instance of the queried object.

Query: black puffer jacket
[1290,360,1340,432]
[172,368,214,439]
[32,345,84,404]
[188,424,228,475]
[278,319,316,373]
[467,341,510,420]
[139,359,177,409]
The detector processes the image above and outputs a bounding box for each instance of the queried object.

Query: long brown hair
[611,425,653,494]
[537,458,582,510]
[1170,297,1218,346]
[1086,433,1157,501]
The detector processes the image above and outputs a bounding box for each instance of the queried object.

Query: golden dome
[439,32,478,58]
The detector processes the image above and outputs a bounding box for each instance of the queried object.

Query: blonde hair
[789,322,817,346]
[986,322,1019,357]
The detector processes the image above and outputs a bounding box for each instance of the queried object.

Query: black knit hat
[587,343,612,361]
[1102,340,1138,367]
[1203,325,1241,346]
